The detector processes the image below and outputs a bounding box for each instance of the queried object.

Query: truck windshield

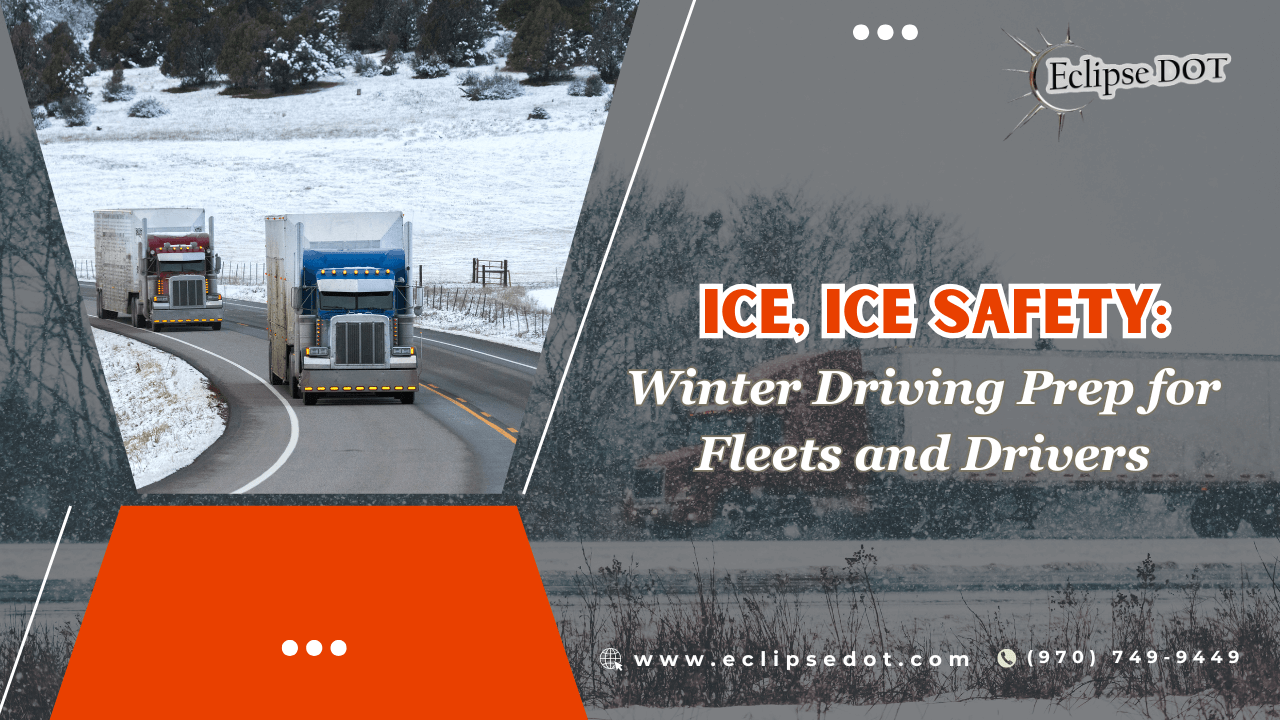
[320,291,394,311]
[158,261,205,273]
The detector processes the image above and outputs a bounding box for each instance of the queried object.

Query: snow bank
[219,284,267,303]
[527,286,560,311]
[414,306,545,352]
[93,328,225,488]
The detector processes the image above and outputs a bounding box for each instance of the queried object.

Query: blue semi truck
[265,212,424,406]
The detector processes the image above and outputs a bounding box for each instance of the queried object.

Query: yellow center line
[419,385,516,444]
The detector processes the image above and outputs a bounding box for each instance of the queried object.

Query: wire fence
[222,262,266,285]
[72,260,556,334]
[75,259,96,280]
[421,284,551,335]
[75,260,561,287]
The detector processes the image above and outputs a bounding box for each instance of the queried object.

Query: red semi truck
[625,347,1280,539]
[94,208,224,330]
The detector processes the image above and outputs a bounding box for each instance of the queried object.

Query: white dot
[330,640,347,656]
[853,24,869,40]
[282,640,298,656]
[902,24,918,40]
[878,24,893,40]
[306,640,322,656]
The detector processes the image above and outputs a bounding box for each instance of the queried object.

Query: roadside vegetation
[559,548,1280,716]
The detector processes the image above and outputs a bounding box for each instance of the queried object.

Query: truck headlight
[153,295,169,303]
[305,346,330,357]
[391,346,414,357]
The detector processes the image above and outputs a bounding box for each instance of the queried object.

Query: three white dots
[854,24,918,41]
[282,639,346,657]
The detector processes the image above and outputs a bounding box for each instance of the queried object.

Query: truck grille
[169,277,205,308]
[333,319,387,366]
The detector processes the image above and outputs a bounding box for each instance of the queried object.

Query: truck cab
[145,234,224,330]
[265,213,423,406]
[296,257,420,404]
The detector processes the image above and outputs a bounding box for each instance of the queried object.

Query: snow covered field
[40,60,604,285]
[93,328,225,488]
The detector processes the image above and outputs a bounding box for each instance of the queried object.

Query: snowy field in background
[93,328,225,488]
[41,59,604,285]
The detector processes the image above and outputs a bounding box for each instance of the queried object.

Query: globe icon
[599,647,622,671]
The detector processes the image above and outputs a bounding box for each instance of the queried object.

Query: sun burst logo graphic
[1003,27,1090,140]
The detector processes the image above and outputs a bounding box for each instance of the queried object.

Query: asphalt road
[82,283,540,494]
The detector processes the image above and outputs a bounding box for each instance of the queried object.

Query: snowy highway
[81,283,536,493]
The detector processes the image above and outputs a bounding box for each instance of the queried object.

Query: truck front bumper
[150,306,224,325]
[301,368,420,394]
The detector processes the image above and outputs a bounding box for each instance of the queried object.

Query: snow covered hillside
[93,328,225,488]
[41,58,605,285]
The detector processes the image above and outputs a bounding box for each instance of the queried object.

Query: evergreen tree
[102,61,137,101]
[263,8,343,91]
[508,0,573,82]
[88,0,166,66]
[8,9,48,106]
[161,0,225,87]
[584,0,633,83]
[217,15,273,89]
[339,0,389,50]
[379,31,401,74]
[2,0,41,32]
[497,0,593,35]
[379,0,423,52]
[416,0,494,67]
[39,22,90,105]
[89,0,167,67]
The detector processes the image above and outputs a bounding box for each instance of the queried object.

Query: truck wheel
[303,393,318,406]
[1190,493,1241,538]
[399,392,415,405]
[211,322,222,331]
[97,290,117,319]
[129,300,147,329]
[291,374,302,400]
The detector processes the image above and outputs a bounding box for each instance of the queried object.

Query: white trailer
[93,208,224,330]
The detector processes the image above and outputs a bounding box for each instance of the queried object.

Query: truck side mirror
[412,286,424,315]
[290,286,302,311]
[215,255,222,274]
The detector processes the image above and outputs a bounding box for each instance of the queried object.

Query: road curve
[83,284,540,494]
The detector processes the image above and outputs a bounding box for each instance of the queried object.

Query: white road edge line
[0,505,71,716]
[522,0,699,494]
[415,335,537,370]
[128,328,300,494]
